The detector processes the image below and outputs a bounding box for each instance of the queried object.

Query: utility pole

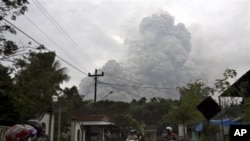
[57,106,61,141]
[88,69,104,114]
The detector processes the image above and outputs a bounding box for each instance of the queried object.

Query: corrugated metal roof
[80,121,114,126]
[77,114,110,121]
[220,69,250,97]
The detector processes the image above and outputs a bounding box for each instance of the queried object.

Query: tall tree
[14,52,69,122]
[0,0,31,62]
[0,64,19,125]
[165,80,214,140]
[214,69,237,94]
[59,86,82,125]
[53,86,82,141]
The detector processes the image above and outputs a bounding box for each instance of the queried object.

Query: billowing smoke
[79,11,205,102]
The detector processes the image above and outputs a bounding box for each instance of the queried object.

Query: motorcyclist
[126,129,138,141]
[162,126,178,141]
[137,129,144,141]
[27,119,48,141]
[5,124,37,141]
[5,120,48,141]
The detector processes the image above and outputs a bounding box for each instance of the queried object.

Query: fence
[0,126,9,141]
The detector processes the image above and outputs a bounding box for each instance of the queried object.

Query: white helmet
[165,126,172,131]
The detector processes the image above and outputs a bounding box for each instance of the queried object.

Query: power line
[3,18,41,45]
[23,15,88,73]
[104,72,178,91]
[98,80,178,91]
[32,0,98,69]
[105,72,144,85]
[53,54,88,76]
[3,18,88,76]
[103,72,178,90]
[107,84,142,98]
[80,80,95,97]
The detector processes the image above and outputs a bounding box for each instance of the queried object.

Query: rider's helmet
[27,119,43,136]
[165,126,172,132]
[5,124,37,141]
[130,129,136,135]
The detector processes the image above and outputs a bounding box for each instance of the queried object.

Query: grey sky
[8,0,250,90]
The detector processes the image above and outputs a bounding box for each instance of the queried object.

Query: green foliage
[52,86,82,139]
[0,64,19,125]
[237,81,250,120]
[179,80,215,98]
[242,95,250,121]
[112,112,140,130]
[0,0,30,62]
[74,97,177,132]
[167,80,214,123]
[164,80,214,140]
[214,69,250,121]
[13,52,69,122]
[58,86,82,124]
[0,0,29,19]
[1,40,18,56]
[214,69,237,93]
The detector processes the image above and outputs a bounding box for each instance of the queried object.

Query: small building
[77,114,121,141]
[216,69,250,141]
[71,117,85,141]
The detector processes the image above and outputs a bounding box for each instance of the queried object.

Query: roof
[76,114,110,122]
[80,121,115,126]
[220,69,250,97]
[76,114,120,128]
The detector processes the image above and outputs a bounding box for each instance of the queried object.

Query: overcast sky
[8,0,250,90]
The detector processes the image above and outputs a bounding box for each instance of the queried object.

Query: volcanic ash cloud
[79,11,204,102]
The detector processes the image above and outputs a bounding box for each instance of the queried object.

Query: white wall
[71,118,85,141]
[39,111,55,141]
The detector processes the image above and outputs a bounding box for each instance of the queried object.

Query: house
[220,69,250,98]
[219,69,250,120]
[216,69,250,141]
[76,114,120,141]
[190,70,250,141]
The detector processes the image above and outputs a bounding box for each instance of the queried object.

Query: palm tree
[14,52,69,122]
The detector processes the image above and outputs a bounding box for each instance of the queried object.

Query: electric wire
[98,80,178,91]
[105,71,179,90]
[31,0,98,70]
[81,80,95,97]
[28,1,179,92]
[24,15,88,73]
[2,18,88,76]
[96,73,179,98]
[104,72,145,85]
[103,71,179,91]
[106,84,142,98]
[27,1,180,94]
[32,0,97,69]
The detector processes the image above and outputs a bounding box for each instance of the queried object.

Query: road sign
[197,96,221,121]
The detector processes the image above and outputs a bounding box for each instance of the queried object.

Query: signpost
[197,96,221,141]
